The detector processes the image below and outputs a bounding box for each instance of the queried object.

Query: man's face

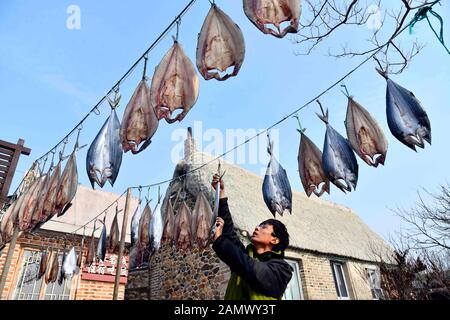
[251,222,279,248]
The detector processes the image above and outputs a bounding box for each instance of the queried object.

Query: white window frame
[283,258,304,300]
[331,261,350,300]
[366,267,383,300]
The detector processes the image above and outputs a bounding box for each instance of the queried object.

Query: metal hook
[143,55,149,80]
[293,113,306,134]
[316,99,329,124]
[93,106,101,115]
[340,84,350,98]
[175,16,181,41]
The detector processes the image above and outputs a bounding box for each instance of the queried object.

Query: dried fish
[197,3,245,81]
[149,201,163,254]
[174,202,192,250]
[96,219,107,262]
[130,200,142,248]
[0,197,22,244]
[39,160,62,224]
[150,38,199,123]
[191,192,213,248]
[318,103,359,193]
[77,237,84,270]
[86,228,96,266]
[37,250,49,280]
[120,79,159,154]
[345,95,388,167]
[108,207,120,254]
[378,69,431,151]
[86,96,123,188]
[30,173,50,229]
[161,201,175,246]
[20,175,47,232]
[45,251,60,284]
[138,202,153,248]
[243,0,301,38]
[296,122,330,197]
[262,137,292,217]
[58,249,67,285]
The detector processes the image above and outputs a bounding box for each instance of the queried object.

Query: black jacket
[212,197,293,299]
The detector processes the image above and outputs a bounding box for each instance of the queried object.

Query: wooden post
[0,227,19,299]
[113,188,132,300]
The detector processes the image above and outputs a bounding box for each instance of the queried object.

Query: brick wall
[0,230,126,300]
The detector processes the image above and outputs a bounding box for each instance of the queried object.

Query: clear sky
[1,1,449,241]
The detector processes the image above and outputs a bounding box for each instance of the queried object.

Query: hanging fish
[45,251,60,284]
[345,94,388,167]
[191,192,213,248]
[120,78,159,154]
[161,201,175,246]
[0,196,23,244]
[174,202,192,250]
[55,135,84,218]
[30,173,50,229]
[377,69,431,151]
[77,236,84,271]
[295,116,330,197]
[197,3,245,81]
[19,174,47,232]
[96,219,107,262]
[149,200,163,254]
[39,159,62,225]
[130,200,142,248]
[37,250,49,280]
[86,227,96,266]
[243,0,302,38]
[86,94,123,188]
[107,206,120,254]
[58,249,67,285]
[128,245,140,270]
[62,247,78,280]
[317,102,359,193]
[262,136,292,217]
[150,38,199,123]
[138,201,153,248]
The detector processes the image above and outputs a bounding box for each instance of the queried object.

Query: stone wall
[126,244,230,300]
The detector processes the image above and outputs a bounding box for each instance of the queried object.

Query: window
[283,259,304,300]
[367,268,383,300]
[14,249,72,300]
[331,261,350,299]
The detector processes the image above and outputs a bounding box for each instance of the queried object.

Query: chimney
[184,127,197,162]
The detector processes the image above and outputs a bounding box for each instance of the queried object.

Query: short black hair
[262,219,289,252]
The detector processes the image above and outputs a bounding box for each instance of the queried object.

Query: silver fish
[86,97,123,188]
[318,105,359,193]
[149,201,163,254]
[345,95,388,167]
[62,247,78,279]
[378,69,431,151]
[58,249,67,285]
[108,206,120,254]
[262,137,292,217]
[130,200,142,248]
[192,192,213,248]
[96,220,107,262]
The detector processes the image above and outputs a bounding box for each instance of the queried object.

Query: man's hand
[212,217,224,241]
[212,173,226,199]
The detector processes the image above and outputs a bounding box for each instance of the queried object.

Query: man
[211,173,293,300]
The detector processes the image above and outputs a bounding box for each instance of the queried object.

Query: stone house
[125,128,392,300]
[0,185,139,300]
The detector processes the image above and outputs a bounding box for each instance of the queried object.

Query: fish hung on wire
[174,202,192,250]
[120,73,159,154]
[344,91,388,167]
[191,191,213,248]
[37,250,49,280]
[62,247,78,280]
[18,175,42,232]
[86,93,123,189]
[161,200,175,246]
[150,37,199,123]
[295,115,330,197]
[58,248,67,285]
[243,0,302,38]
[96,218,107,262]
[130,200,143,248]
[196,2,245,81]
[262,135,292,217]
[377,69,431,151]
[38,158,62,225]
[45,250,60,284]
[55,132,85,218]
[149,190,163,254]
[86,226,96,266]
[317,101,359,193]
[138,200,153,248]
[108,206,120,254]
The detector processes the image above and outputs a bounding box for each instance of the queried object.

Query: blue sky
[1,1,449,241]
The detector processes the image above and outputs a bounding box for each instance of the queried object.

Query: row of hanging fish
[85,1,303,188]
[297,71,431,197]
[37,247,80,285]
[0,139,83,248]
[129,191,216,269]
